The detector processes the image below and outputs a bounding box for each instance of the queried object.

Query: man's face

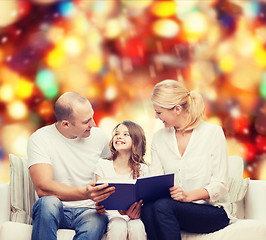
[68,101,96,138]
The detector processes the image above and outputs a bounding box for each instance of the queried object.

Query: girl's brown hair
[109,121,146,179]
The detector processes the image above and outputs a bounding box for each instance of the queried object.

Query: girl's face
[113,124,133,152]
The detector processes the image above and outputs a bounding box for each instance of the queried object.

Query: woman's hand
[95,203,106,215]
[170,185,190,202]
[118,200,142,219]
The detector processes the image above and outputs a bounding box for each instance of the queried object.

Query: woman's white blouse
[151,120,229,204]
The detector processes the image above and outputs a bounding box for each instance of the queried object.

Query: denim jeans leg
[72,207,109,240]
[31,196,64,240]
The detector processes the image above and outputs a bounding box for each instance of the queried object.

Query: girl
[95,121,149,240]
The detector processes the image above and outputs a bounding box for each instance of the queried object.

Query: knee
[107,218,127,238]
[153,198,175,214]
[82,210,109,231]
[128,219,146,233]
[33,196,63,218]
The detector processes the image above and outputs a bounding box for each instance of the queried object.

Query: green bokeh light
[36,69,59,99]
[260,72,266,99]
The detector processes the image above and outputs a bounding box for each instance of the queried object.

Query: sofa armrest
[0,183,10,224]
[245,180,266,223]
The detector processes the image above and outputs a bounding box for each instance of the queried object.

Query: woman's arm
[203,126,229,202]
[170,186,209,202]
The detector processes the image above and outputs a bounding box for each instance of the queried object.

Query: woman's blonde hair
[151,79,205,132]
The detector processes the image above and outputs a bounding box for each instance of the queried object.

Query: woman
[141,79,232,240]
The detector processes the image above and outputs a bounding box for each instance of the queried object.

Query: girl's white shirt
[95,159,150,220]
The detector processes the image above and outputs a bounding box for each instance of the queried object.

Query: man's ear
[174,105,182,115]
[61,120,70,128]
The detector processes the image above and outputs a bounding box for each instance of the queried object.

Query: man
[28,92,115,240]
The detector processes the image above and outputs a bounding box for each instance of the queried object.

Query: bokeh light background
[0,0,265,183]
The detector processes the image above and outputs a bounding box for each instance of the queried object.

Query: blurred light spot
[37,100,54,120]
[243,2,260,19]
[46,48,64,68]
[58,1,76,17]
[85,54,103,73]
[1,124,31,157]
[218,55,236,73]
[71,14,90,34]
[15,79,33,99]
[151,1,177,18]
[106,19,122,39]
[0,0,19,27]
[87,85,101,99]
[105,86,117,101]
[8,101,28,120]
[33,0,58,4]
[99,117,119,138]
[254,43,266,68]
[227,138,245,159]
[122,0,152,9]
[87,28,102,45]
[46,26,64,43]
[62,36,84,56]
[176,1,198,19]
[36,69,59,99]
[260,72,266,98]
[183,12,208,41]
[206,117,222,126]
[1,36,8,43]
[0,84,14,102]
[153,19,179,38]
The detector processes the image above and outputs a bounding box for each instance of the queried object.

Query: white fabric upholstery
[1,156,266,240]
[245,180,266,223]
[0,222,75,240]
[181,219,266,240]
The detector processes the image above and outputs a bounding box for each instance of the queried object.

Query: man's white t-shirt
[27,124,110,208]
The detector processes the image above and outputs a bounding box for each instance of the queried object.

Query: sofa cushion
[9,154,36,224]
[181,219,266,240]
[0,221,107,240]
[0,222,75,240]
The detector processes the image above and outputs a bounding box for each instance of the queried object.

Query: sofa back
[228,156,244,179]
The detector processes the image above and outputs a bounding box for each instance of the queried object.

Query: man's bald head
[54,92,89,124]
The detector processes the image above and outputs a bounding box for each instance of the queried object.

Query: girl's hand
[170,185,189,202]
[118,200,142,219]
[95,203,106,215]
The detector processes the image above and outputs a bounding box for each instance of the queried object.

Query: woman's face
[112,124,133,152]
[153,104,179,128]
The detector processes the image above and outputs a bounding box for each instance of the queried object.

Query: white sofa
[0,155,266,240]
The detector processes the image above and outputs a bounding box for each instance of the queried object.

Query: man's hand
[86,182,115,202]
[95,203,106,215]
[118,200,142,219]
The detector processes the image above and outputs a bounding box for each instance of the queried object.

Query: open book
[96,173,174,210]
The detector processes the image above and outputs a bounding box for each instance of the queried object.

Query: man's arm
[29,163,115,202]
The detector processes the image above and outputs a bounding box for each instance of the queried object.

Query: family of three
[27,79,232,240]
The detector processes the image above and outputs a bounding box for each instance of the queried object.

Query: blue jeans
[141,198,229,240]
[31,196,109,240]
